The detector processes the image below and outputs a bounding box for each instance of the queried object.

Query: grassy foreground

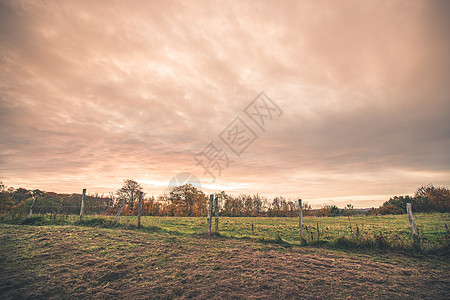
[1,223,449,299]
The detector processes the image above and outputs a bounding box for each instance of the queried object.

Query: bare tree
[271,197,282,216]
[116,179,143,210]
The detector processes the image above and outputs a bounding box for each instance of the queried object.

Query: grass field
[1,214,449,298]
[2,213,449,253]
[1,222,450,299]
[139,213,450,251]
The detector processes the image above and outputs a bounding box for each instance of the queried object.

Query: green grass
[1,224,449,299]
[1,213,449,255]
[120,214,450,254]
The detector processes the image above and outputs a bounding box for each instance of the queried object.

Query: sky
[1,0,449,208]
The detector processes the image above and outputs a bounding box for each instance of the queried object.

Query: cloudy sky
[1,0,449,208]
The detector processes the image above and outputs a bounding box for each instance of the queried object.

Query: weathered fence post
[29,192,38,218]
[298,199,304,244]
[207,194,213,234]
[406,202,420,250]
[114,198,127,223]
[79,189,86,221]
[317,222,320,241]
[137,191,143,227]
[214,196,219,232]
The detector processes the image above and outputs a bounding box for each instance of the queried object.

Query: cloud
[0,0,449,207]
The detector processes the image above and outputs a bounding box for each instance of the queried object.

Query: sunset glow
[1,0,449,208]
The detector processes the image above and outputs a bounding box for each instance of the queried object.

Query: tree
[11,188,32,205]
[0,188,14,213]
[369,185,450,215]
[169,184,206,216]
[376,204,404,215]
[106,192,115,209]
[116,179,143,210]
[142,196,161,216]
[388,196,410,213]
[342,204,355,216]
[280,197,289,216]
[414,184,450,212]
[270,197,281,217]
[302,201,313,216]
[243,194,254,216]
[223,195,244,217]
[369,195,413,215]
[287,200,297,217]
[251,194,265,216]
[317,204,332,217]
[330,205,341,217]
[214,191,228,212]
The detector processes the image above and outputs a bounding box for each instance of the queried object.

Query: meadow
[2,213,449,253]
[139,213,450,250]
[1,213,449,299]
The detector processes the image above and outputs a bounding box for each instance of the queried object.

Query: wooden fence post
[137,191,143,227]
[317,222,320,241]
[79,189,86,221]
[207,194,213,234]
[406,202,420,249]
[29,193,38,218]
[114,198,127,223]
[298,199,304,244]
[214,196,219,232]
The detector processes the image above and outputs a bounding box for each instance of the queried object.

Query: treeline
[0,186,115,216]
[0,180,361,217]
[368,185,450,215]
[1,181,448,217]
[0,181,300,217]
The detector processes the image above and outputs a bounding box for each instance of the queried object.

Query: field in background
[2,213,449,254]
[141,214,449,248]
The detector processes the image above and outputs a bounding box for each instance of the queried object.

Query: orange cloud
[1,0,449,207]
